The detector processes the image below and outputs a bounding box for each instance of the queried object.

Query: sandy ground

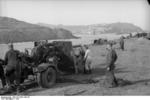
[10,37,150,96]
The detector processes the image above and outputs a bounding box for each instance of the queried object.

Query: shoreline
[0,34,128,59]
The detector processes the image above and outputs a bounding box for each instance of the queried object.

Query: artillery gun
[18,41,81,88]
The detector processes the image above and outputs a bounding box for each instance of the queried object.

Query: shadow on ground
[2,63,150,95]
[20,63,132,94]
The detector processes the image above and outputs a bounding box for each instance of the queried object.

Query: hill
[38,22,144,35]
[0,17,76,43]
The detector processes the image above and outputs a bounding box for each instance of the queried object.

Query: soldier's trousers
[5,65,21,86]
[0,65,6,87]
[104,70,118,88]
[76,56,84,73]
[120,43,124,50]
[104,64,118,88]
[85,57,92,72]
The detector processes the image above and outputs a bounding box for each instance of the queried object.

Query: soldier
[72,45,85,74]
[4,43,21,93]
[71,49,78,74]
[80,45,86,73]
[31,41,46,65]
[0,59,6,88]
[25,49,29,54]
[119,36,124,51]
[73,47,81,74]
[80,45,85,58]
[129,33,132,38]
[104,43,118,88]
[84,45,92,74]
[31,42,41,64]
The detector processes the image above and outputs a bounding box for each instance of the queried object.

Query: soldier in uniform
[73,45,85,74]
[4,43,21,93]
[84,45,92,74]
[104,43,118,88]
[119,36,124,51]
[24,49,29,56]
[129,33,132,38]
[31,42,41,65]
[70,49,78,74]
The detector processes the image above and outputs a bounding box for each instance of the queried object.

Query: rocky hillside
[0,17,76,43]
[38,22,144,35]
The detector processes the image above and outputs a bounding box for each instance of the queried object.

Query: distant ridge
[0,17,76,43]
[38,22,144,35]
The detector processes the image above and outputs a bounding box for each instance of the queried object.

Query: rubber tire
[38,67,56,88]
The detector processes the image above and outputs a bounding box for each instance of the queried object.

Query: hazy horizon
[1,0,150,31]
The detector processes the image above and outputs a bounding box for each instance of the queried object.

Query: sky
[0,0,150,31]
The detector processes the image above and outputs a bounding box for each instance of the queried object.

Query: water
[0,33,129,59]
